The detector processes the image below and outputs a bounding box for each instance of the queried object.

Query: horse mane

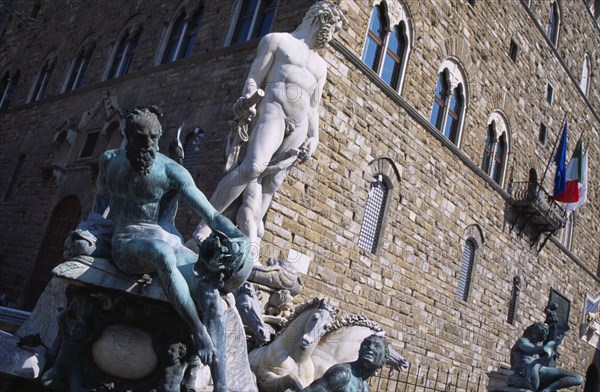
[278,298,338,334]
[324,314,384,334]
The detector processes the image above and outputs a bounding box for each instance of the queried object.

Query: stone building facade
[1,0,599,389]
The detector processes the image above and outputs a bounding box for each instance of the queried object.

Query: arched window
[457,225,483,302]
[106,25,141,80]
[28,58,55,103]
[362,2,411,91]
[24,196,81,310]
[380,24,407,88]
[482,123,495,173]
[429,72,448,130]
[182,127,205,171]
[493,134,506,184]
[546,1,560,46]
[444,85,463,142]
[362,5,385,71]
[64,43,94,92]
[161,7,202,64]
[429,60,467,146]
[0,70,19,110]
[481,113,509,186]
[229,0,278,45]
[457,238,476,301]
[580,54,591,98]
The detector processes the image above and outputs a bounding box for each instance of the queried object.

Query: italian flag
[554,138,584,204]
[565,147,588,212]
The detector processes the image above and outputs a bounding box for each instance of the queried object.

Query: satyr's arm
[92,151,112,217]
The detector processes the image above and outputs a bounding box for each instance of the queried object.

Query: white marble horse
[310,314,409,382]
[248,298,338,391]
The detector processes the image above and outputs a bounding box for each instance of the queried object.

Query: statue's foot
[192,330,216,365]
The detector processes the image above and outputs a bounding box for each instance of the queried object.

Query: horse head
[282,298,337,356]
[387,345,409,371]
[234,282,271,345]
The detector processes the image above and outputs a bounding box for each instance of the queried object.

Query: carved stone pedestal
[8,257,257,391]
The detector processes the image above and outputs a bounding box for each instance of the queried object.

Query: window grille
[457,238,476,301]
[507,275,521,324]
[182,128,205,171]
[358,176,389,253]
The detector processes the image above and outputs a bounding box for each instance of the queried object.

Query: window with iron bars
[358,175,389,254]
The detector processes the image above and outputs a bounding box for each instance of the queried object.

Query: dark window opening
[79,132,100,158]
[546,84,554,104]
[509,39,518,62]
[538,123,547,145]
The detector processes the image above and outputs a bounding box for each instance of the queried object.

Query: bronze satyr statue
[508,322,583,391]
[93,107,253,391]
[301,334,389,392]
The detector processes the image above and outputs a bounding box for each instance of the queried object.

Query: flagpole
[540,112,568,187]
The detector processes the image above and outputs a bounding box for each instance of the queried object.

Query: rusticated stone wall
[1,0,598,386]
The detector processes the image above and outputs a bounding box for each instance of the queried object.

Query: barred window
[457,238,476,301]
[182,128,205,171]
[358,175,389,254]
[507,275,521,325]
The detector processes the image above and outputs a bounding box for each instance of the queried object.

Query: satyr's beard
[126,145,156,175]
